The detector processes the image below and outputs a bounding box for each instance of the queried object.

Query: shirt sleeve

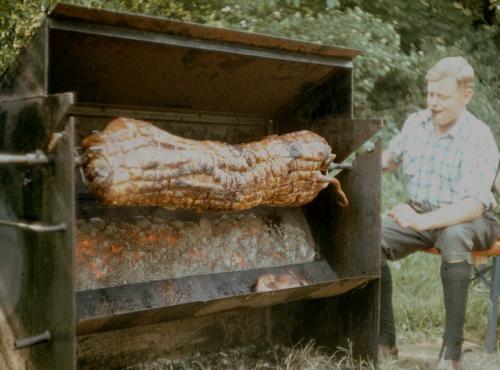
[458,124,499,209]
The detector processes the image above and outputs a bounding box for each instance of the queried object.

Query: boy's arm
[389,198,484,231]
[382,151,400,173]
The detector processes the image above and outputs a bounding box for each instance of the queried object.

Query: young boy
[380,57,500,369]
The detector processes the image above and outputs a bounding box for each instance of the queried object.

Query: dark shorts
[382,211,500,264]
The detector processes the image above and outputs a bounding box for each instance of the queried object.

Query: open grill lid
[48,3,361,59]
[47,3,361,117]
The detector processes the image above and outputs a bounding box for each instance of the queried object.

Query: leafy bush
[0,1,45,73]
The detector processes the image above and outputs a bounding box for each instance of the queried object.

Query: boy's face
[426,77,473,130]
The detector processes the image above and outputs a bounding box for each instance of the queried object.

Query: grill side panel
[0,94,76,370]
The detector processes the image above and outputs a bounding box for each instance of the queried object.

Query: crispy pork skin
[82,117,348,211]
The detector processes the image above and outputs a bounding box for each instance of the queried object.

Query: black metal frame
[0,3,381,368]
[0,94,75,370]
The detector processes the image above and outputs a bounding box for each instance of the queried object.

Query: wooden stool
[425,241,500,352]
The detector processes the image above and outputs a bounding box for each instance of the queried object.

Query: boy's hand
[388,204,428,231]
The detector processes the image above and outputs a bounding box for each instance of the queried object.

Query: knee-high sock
[379,264,396,347]
[439,261,472,361]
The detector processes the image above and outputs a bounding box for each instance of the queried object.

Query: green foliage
[83,0,193,19]
[382,171,407,214]
[0,0,45,73]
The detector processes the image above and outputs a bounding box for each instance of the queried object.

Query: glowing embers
[75,208,318,291]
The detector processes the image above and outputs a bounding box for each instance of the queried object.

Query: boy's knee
[436,224,473,263]
[438,225,473,249]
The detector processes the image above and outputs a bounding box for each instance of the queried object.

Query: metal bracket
[327,162,353,171]
[327,133,380,178]
[0,219,66,233]
[45,132,65,153]
[0,150,50,166]
[15,330,51,349]
[74,147,89,187]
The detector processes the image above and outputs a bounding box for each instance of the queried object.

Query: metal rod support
[0,219,66,233]
[328,162,353,171]
[15,330,51,349]
[486,256,500,353]
[0,150,50,165]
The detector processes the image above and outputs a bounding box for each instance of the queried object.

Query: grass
[381,252,500,369]
[125,341,378,370]
[392,252,495,342]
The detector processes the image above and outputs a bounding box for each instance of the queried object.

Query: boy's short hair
[425,57,475,90]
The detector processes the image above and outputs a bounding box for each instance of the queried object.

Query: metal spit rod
[0,150,50,165]
[327,137,378,178]
[15,330,51,349]
[0,140,67,233]
[0,219,66,233]
[0,131,68,166]
[327,162,353,171]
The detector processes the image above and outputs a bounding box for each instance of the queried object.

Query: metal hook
[15,330,51,349]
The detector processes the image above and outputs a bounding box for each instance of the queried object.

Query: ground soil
[386,336,500,370]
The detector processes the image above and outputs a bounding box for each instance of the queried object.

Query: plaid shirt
[388,109,499,211]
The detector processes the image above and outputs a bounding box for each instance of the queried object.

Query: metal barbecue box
[0,3,381,369]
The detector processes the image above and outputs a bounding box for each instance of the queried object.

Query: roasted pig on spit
[82,117,348,211]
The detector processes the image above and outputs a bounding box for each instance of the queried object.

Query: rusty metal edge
[48,3,362,60]
[76,260,376,334]
[76,275,376,335]
[48,17,353,68]
[67,104,268,126]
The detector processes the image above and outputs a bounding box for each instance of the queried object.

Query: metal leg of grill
[486,256,500,353]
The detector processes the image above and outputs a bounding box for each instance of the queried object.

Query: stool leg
[486,256,500,353]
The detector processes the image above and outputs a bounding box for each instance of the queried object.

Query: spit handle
[15,330,51,349]
[0,150,50,165]
[0,219,66,233]
[0,144,67,233]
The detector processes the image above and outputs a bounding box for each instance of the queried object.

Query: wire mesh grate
[75,206,319,291]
